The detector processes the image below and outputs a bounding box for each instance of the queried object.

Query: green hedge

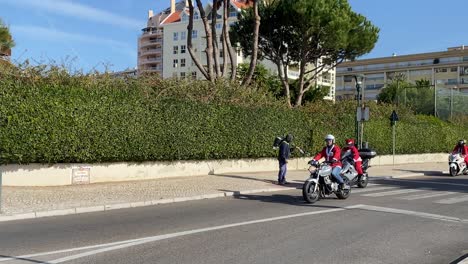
[1,65,467,164]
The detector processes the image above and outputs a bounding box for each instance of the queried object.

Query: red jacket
[452,145,468,155]
[314,145,342,167]
[342,145,362,162]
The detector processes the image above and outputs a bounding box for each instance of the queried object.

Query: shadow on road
[0,255,51,264]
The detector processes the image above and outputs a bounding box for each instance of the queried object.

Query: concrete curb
[0,187,297,223]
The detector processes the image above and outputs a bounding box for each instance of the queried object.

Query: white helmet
[324,134,335,142]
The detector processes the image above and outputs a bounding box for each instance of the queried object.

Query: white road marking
[0,238,147,262]
[385,179,468,188]
[361,189,422,197]
[4,206,360,264]
[352,186,398,194]
[435,195,468,204]
[399,191,456,200]
[5,203,467,263]
[352,204,468,223]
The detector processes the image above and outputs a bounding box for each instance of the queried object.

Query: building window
[180,72,186,78]
[181,59,186,67]
[220,49,224,58]
[435,68,448,73]
[173,32,178,41]
[192,30,198,39]
[192,71,197,79]
[181,45,186,54]
[182,14,188,22]
[173,59,178,68]
[216,23,222,30]
[451,67,458,72]
[173,46,178,54]
[447,79,458,85]
[194,12,199,20]
[172,72,178,78]
[229,7,237,17]
[181,31,186,40]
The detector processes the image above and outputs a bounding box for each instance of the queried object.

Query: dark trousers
[278,160,287,183]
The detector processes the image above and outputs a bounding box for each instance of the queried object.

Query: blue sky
[0,0,467,73]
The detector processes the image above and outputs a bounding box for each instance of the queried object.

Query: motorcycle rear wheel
[336,176,351,200]
[357,173,369,188]
[303,181,320,204]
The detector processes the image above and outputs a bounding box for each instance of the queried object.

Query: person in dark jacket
[278,134,293,185]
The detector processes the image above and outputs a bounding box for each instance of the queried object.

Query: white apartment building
[137,0,336,101]
[336,46,468,101]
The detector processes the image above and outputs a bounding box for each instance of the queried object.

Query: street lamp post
[354,74,365,148]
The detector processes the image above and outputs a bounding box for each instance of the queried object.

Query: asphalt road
[1,174,468,264]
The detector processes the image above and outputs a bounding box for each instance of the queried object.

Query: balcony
[140,48,162,56]
[141,27,163,36]
[143,67,163,73]
[140,39,163,48]
[140,57,162,64]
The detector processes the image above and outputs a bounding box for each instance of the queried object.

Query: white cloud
[0,0,143,30]
[12,25,135,50]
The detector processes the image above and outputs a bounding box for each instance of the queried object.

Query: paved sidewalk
[0,163,447,218]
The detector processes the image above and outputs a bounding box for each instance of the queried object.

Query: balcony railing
[142,28,163,36]
[140,40,163,48]
[140,48,162,56]
[140,57,162,64]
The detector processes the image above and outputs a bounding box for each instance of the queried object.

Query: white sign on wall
[71,166,91,185]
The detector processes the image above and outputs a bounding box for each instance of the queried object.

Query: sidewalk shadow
[0,255,51,264]
[393,169,447,177]
[214,173,307,188]
[219,188,344,207]
[213,174,277,184]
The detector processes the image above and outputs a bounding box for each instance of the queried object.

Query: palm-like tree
[0,19,15,58]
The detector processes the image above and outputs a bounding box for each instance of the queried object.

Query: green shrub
[1,64,467,164]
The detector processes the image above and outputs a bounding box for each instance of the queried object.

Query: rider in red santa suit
[452,139,468,165]
[342,138,363,176]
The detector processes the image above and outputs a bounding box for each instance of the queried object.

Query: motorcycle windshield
[319,165,332,176]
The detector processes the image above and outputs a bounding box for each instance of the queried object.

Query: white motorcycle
[341,148,377,188]
[448,153,467,176]
[302,161,351,204]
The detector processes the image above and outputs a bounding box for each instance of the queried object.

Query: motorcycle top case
[358,148,377,159]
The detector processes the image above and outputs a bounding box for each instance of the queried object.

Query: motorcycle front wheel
[449,166,458,177]
[303,181,320,204]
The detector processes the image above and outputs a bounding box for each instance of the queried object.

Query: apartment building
[138,0,336,101]
[335,46,468,100]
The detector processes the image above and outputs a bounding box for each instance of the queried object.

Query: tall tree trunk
[276,59,292,108]
[242,0,260,86]
[294,57,307,107]
[221,27,228,77]
[195,0,215,82]
[187,0,209,80]
[211,2,221,78]
[223,0,237,81]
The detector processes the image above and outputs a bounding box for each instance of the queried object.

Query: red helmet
[345,138,355,146]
